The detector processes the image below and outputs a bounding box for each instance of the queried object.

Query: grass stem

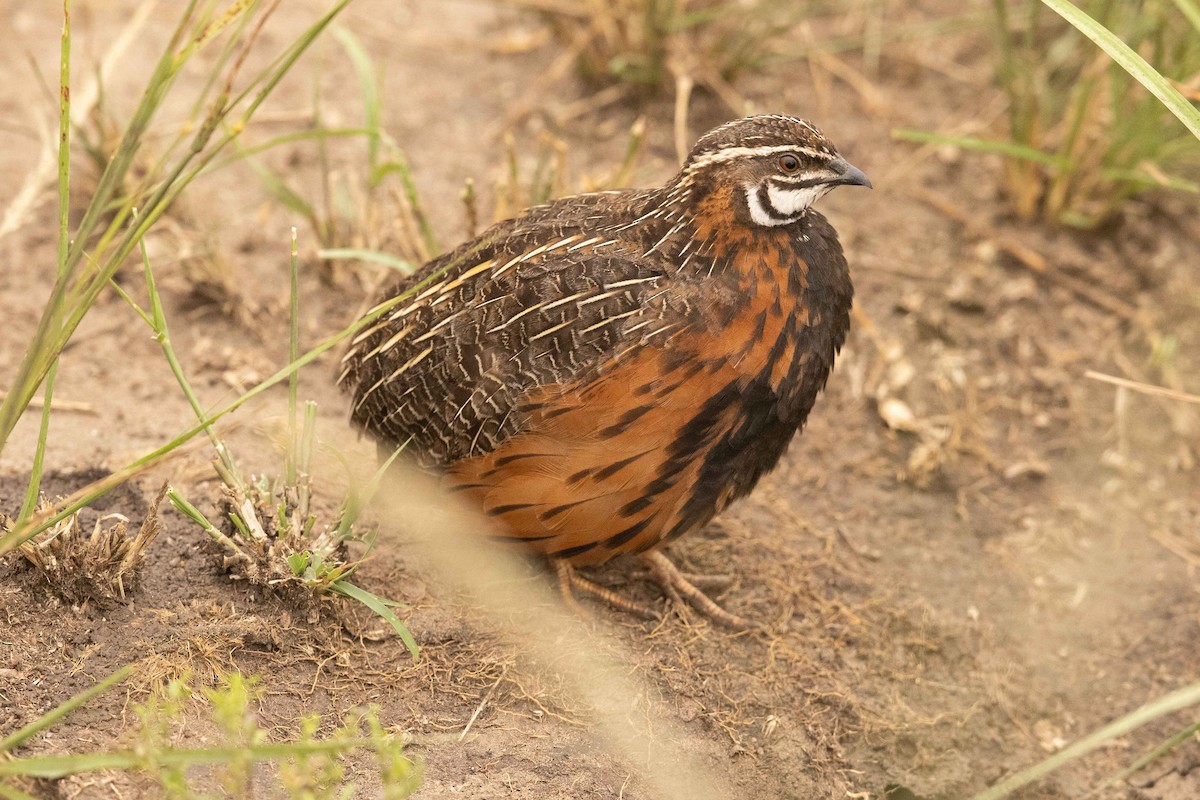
[0,665,133,755]
[971,681,1200,799]
[18,0,74,524]
[286,227,300,485]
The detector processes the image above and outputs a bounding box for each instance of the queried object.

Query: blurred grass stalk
[999,0,1200,225]
[15,0,75,529]
[901,0,1200,227]
[0,0,353,471]
[970,681,1200,799]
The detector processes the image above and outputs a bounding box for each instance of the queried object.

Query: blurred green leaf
[330,580,419,660]
[893,129,1075,169]
[1041,0,1200,140]
[971,681,1200,799]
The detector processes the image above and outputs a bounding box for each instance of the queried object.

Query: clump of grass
[0,666,421,798]
[996,0,1200,226]
[530,0,804,97]
[167,409,417,659]
[487,117,647,227]
[248,24,436,283]
[491,131,570,221]
[4,483,168,607]
[901,0,1200,227]
[0,0,356,531]
[131,230,419,658]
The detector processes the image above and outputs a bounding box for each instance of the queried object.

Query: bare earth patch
[1,1,1197,798]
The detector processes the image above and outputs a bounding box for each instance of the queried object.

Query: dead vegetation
[6,481,167,607]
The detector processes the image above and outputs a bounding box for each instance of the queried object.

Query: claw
[552,554,755,630]
[554,559,661,621]
[641,551,755,630]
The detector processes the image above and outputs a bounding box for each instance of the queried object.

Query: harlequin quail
[339,115,870,628]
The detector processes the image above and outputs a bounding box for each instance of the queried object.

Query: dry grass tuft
[992,0,1200,226]
[8,481,167,606]
[491,131,570,222]
[486,117,647,230]
[209,473,348,621]
[528,0,802,98]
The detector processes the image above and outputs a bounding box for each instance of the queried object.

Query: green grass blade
[893,129,1076,169]
[318,247,415,273]
[1041,0,1200,140]
[970,681,1200,799]
[204,127,375,172]
[19,0,74,523]
[0,752,139,779]
[137,215,219,447]
[223,0,355,132]
[368,157,438,256]
[167,487,250,560]
[287,227,300,485]
[247,157,318,221]
[331,25,381,175]
[1100,718,1200,789]
[0,665,134,754]
[330,580,419,660]
[1101,167,1200,193]
[337,436,409,540]
[17,362,57,525]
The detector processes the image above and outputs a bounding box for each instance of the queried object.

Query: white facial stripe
[744,184,792,227]
[766,181,826,216]
[743,179,834,227]
[689,144,827,171]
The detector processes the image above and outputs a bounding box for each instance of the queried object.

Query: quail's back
[340,115,870,568]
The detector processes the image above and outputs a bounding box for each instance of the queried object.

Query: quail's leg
[553,559,661,621]
[641,551,754,630]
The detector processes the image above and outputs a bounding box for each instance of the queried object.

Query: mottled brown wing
[339,189,680,469]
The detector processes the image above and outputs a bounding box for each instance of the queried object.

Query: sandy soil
[1,1,1198,798]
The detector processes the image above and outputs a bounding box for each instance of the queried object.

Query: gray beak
[827,157,872,189]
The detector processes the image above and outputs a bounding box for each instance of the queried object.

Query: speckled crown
[685,115,839,163]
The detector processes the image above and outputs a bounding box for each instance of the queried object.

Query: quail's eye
[778,153,801,173]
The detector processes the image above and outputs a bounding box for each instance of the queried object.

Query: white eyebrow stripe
[688,144,827,169]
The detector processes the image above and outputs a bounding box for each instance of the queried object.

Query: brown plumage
[339,115,870,626]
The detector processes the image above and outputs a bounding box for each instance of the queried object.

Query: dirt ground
[1,1,1198,798]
